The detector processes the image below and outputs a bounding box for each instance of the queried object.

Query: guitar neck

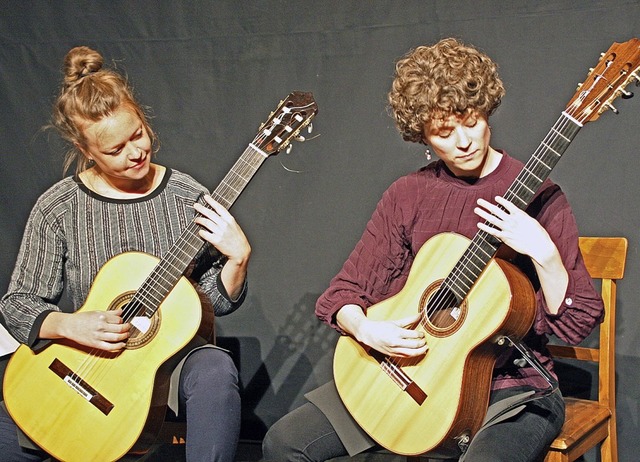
[131,144,268,317]
[112,90,317,321]
[444,112,582,302]
[209,143,269,208]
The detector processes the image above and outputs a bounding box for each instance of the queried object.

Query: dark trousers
[262,386,565,462]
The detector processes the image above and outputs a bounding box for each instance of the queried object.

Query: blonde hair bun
[63,46,104,88]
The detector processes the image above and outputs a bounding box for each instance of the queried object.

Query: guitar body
[3,251,202,462]
[333,232,536,455]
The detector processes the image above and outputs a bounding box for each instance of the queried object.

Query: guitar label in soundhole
[420,280,467,337]
[109,291,162,349]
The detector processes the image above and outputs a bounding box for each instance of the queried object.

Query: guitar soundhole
[420,281,467,337]
[109,292,161,350]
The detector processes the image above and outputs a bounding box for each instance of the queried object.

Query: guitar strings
[419,112,575,326]
[112,109,278,326]
[62,107,301,392]
[64,155,263,389]
[378,110,577,382]
[379,64,609,381]
[427,62,613,320]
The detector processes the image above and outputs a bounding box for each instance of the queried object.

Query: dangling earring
[425,147,432,161]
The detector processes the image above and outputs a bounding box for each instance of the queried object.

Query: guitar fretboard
[128,144,268,318]
[444,112,582,303]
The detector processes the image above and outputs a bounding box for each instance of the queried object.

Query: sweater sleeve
[179,178,248,318]
[190,244,247,317]
[0,202,66,345]
[316,179,415,331]
[527,184,604,344]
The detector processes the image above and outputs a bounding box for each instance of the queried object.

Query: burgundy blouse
[316,152,604,390]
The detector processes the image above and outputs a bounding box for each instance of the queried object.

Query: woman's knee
[261,419,288,461]
[181,347,239,394]
[262,402,346,462]
[263,414,310,462]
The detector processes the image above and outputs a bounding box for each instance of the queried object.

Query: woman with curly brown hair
[262,37,603,462]
[0,46,251,461]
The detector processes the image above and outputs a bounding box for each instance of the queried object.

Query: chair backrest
[547,236,627,411]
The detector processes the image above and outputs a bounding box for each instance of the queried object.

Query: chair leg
[601,434,618,462]
[543,450,568,462]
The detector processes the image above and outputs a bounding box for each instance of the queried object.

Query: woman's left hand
[475,196,554,264]
[193,195,251,265]
[475,195,569,314]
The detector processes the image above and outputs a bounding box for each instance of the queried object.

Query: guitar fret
[450,265,475,289]
[143,291,163,307]
[249,142,268,158]
[230,158,258,178]
[551,126,571,142]
[218,180,242,196]
[508,193,528,207]
[532,156,552,170]
[473,241,493,259]
[521,166,543,183]
[212,195,233,209]
[540,141,562,157]
[461,253,485,274]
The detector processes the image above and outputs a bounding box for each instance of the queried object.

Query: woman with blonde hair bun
[0,46,251,462]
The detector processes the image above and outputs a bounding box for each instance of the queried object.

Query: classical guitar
[333,39,640,455]
[3,91,318,462]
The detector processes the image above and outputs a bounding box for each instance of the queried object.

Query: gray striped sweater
[0,169,245,344]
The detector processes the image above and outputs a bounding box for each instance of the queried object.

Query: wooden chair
[543,236,627,462]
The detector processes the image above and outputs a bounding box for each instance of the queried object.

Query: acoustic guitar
[333,39,640,455]
[3,91,318,462]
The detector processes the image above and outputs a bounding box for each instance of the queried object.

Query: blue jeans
[177,347,241,462]
[0,347,241,462]
[262,386,565,462]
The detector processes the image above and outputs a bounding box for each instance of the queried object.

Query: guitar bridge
[370,349,428,405]
[49,358,114,415]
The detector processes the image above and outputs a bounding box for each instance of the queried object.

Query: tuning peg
[308,123,313,134]
[286,144,293,154]
[620,88,634,99]
[604,101,619,114]
[295,135,306,142]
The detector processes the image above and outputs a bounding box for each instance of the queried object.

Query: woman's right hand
[40,308,131,352]
[336,304,427,358]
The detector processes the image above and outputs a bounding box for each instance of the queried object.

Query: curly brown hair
[51,46,157,175]
[388,38,505,144]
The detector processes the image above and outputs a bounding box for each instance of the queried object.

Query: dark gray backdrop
[1,1,639,460]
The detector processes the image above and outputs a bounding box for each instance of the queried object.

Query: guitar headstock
[253,91,318,155]
[566,38,640,124]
